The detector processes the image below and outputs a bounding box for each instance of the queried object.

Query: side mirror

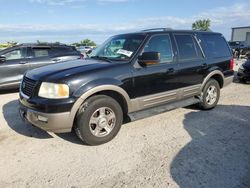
[0,55,6,63]
[138,52,160,66]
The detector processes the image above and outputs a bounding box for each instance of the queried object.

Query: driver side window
[3,48,27,60]
[143,35,173,64]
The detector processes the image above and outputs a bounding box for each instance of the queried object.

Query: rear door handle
[52,58,61,62]
[19,61,28,64]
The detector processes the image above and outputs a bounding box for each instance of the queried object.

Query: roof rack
[142,28,173,32]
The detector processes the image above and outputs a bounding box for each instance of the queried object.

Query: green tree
[192,19,211,31]
[7,41,18,47]
[79,39,96,46]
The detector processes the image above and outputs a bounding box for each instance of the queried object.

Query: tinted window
[174,34,202,60]
[143,35,173,64]
[32,48,50,57]
[53,46,73,53]
[3,48,27,60]
[201,34,231,58]
[51,46,78,57]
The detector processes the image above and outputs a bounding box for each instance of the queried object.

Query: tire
[199,79,220,110]
[75,95,123,145]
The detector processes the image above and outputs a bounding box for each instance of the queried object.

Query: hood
[26,59,112,81]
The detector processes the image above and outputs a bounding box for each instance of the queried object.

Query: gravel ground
[0,60,249,188]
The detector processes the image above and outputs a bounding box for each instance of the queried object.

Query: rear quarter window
[201,34,231,58]
[32,48,50,57]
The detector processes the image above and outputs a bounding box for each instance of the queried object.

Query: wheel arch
[201,70,225,90]
[69,85,132,130]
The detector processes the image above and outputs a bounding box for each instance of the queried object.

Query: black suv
[0,43,81,90]
[19,28,234,145]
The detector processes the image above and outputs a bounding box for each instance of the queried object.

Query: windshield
[89,34,146,61]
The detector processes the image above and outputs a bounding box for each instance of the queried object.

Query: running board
[128,97,200,122]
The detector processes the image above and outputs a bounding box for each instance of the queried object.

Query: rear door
[173,33,205,96]
[0,47,29,87]
[28,47,53,69]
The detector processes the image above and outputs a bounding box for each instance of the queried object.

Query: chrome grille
[21,77,36,97]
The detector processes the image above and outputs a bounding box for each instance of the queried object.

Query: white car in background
[77,46,94,58]
[79,46,92,53]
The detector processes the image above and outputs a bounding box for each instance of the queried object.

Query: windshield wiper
[90,56,113,63]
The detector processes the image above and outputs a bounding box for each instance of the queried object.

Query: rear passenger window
[32,48,50,57]
[201,34,231,58]
[143,35,173,64]
[174,34,202,61]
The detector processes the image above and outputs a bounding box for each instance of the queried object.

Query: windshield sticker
[116,49,133,57]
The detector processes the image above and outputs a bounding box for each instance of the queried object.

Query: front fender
[73,78,123,98]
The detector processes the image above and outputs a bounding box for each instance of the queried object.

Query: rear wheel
[199,79,220,110]
[75,95,123,145]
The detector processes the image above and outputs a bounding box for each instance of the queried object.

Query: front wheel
[199,79,220,110]
[75,95,123,145]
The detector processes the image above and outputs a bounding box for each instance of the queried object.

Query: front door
[0,47,29,88]
[132,34,180,107]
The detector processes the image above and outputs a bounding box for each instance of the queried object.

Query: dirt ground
[0,60,249,188]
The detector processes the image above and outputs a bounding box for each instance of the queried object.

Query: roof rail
[19,42,68,47]
[142,28,173,32]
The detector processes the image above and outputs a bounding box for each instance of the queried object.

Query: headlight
[38,82,69,99]
[239,64,245,70]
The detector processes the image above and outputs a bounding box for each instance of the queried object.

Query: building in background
[231,26,250,45]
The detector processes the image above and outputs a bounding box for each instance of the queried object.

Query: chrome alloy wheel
[206,85,217,105]
[89,107,116,137]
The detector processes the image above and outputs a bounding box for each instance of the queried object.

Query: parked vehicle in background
[79,46,93,53]
[241,45,250,56]
[228,41,250,58]
[238,53,250,82]
[0,43,82,90]
[76,47,87,58]
[19,28,234,145]
[228,41,245,51]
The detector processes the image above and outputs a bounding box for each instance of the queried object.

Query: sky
[0,0,250,44]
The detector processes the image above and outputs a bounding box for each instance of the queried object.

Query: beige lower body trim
[130,84,201,112]
[28,71,231,133]
[223,75,234,87]
[20,106,72,133]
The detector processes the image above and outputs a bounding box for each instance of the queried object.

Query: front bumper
[19,101,72,133]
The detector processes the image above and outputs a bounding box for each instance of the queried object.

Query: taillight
[230,58,234,70]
